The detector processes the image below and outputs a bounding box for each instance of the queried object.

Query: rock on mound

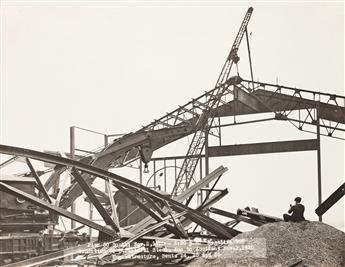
[189,221,345,267]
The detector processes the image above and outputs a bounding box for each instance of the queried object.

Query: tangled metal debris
[0,6,344,267]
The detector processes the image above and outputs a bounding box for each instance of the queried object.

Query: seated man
[283,197,305,222]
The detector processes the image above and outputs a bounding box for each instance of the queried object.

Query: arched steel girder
[0,144,238,239]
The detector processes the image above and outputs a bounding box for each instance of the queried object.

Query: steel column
[316,109,322,222]
[70,126,76,228]
[245,27,254,91]
[139,159,143,184]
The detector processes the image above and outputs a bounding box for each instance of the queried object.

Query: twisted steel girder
[0,144,238,239]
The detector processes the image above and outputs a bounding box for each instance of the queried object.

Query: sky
[0,1,344,232]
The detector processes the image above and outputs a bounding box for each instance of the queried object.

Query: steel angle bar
[129,166,228,234]
[90,185,110,200]
[114,183,163,223]
[0,145,235,239]
[315,182,345,216]
[197,189,229,212]
[139,191,167,217]
[26,158,52,203]
[209,207,264,227]
[0,156,19,169]
[2,243,91,267]
[71,168,120,233]
[225,220,240,228]
[199,175,222,208]
[121,211,187,248]
[163,200,188,238]
[164,189,230,238]
[0,182,117,237]
[44,166,67,191]
[55,171,68,207]
[116,185,187,238]
[175,166,228,202]
[105,179,120,229]
[237,208,282,223]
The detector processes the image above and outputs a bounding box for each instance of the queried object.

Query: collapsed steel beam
[115,185,205,239]
[25,158,52,203]
[119,166,227,231]
[91,185,111,200]
[315,182,345,216]
[44,166,66,191]
[2,243,92,267]
[114,183,187,238]
[53,76,345,209]
[129,166,228,234]
[105,179,120,228]
[209,207,264,227]
[237,208,282,223]
[0,182,117,237]
[0,145,236,239]
[121,211,187,248]
[71,168,120,233]
[116,183,163,223]
[164,189,233,238]
[0,156,19,169]
[59,124,195,209]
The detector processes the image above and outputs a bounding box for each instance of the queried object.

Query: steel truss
[0,144,238,239]
[59,78,345,209]
[232,80,345,138]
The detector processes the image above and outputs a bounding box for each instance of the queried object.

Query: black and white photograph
[0,1,344,266]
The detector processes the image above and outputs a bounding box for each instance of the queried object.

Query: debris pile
[189,221,345,267]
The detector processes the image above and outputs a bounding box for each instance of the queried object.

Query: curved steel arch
[0,144,238,239]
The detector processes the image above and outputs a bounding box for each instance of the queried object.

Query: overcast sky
[1,1,344,231]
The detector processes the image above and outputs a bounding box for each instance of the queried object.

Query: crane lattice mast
[171,7,254,196]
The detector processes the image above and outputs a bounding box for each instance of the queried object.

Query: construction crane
[56,8,253,208]
[171,7,254,196]
[55,6,344,209]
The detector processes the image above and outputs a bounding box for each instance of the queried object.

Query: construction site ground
[188,221,345,267]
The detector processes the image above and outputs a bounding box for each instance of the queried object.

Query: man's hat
[294,197,302,202]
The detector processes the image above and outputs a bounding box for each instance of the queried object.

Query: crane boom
[171,7,254,196]
[216,7,253,86]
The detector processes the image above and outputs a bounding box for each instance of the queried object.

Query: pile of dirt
[189,221,345,267]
